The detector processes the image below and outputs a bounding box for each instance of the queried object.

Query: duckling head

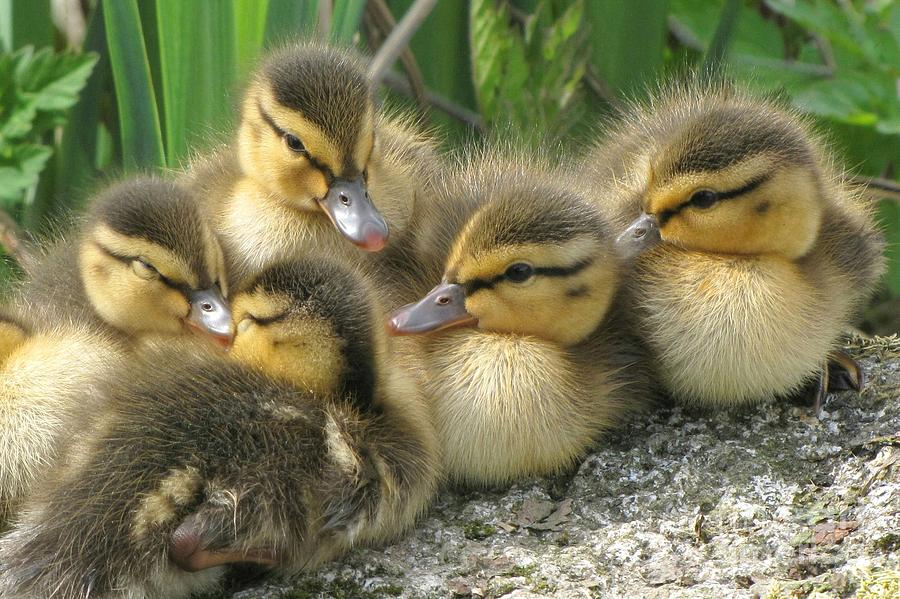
[78,177,232,345]
[238,43,388,251]
[230,259,378,404]
[617,93,825,260]
[388,169,619,346]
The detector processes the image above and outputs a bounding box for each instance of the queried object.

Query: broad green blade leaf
[50,9,110,221]
[103,0,165,170]
[234,0,269,74]
[265,0,318,43]
[585,0,668,96]
[8,0,52,51]
[156,1,237,166]
[701,0,741,76]
[0,0,11,52]
[331,0,366,43]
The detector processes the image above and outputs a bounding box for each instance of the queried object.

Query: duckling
[15,175,232,345]
[387,155,654,487]
[185,42,441,286]
[0,313,123,523]
[583,82,885,408]
[0,258,439,599]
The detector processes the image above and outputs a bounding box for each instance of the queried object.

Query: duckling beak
[186,287,234,348]
[318,176,390,251]
[386,282,478,335]
[616,212,662,259]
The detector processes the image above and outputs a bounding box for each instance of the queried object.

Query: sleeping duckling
[185,42,440,286]
[387,156,653,486]
[585,83,885,408]
[0,313,122,522]
[15,176,232,345]
[0,258,438,599]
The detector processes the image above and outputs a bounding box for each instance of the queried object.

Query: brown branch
[365,0,428,110]
[381,70,484,131]
[851,176,900,203]
[368,0,438,83]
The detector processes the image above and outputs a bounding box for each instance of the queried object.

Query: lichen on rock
[233,337,900,599]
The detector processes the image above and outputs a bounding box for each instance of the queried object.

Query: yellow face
[448,237,618,346]
[644,154,824,259]
[230,289,343,395]
[79,224,227,339]
[238,84,375,211]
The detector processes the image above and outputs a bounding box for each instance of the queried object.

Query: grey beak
[187,287,233,347]
[615,212,662,259]
[317,176,390,252]
[386,282,477,336]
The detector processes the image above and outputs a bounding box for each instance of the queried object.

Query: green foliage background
[0,0,898,330]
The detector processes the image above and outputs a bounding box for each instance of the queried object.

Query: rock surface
[231,336,900,599]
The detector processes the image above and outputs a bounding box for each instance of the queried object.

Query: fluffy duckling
[0,258,438,599]
[387,156,653,486]
[186,42,440,286]
[16,176,232,345]
[0,313,122,522]
[584,83,885,408]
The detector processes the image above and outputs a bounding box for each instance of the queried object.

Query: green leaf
[234,0,269,74]
[17,49,99,112]
[331,0,366,43]
[103,0,165,170]
[0,143,51,203]
[156,1,238,166]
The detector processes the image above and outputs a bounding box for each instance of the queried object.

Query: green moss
[462,520,496,541]
[507,564,537,577]
[281,574,404,599]
[872,533,900,553]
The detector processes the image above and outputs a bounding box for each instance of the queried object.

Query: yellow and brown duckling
[15,175,232,345]
[388,155,654,487]
[185,42,440,286]
[0,313,122,522]
[583,83,885,408]
[0,258,438,598]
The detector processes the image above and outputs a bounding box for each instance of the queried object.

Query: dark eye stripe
[460,258,594,295]
[251,312,289,326]
[256,102,335,182]
[93,242,191,295]
[658,173,771,226]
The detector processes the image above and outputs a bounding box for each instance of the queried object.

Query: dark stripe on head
[658,174,771,227]
[257,102,335,181]
[89,177,212,288]
[92,242,192,296]
[460,258,594,296]
[262,44,373,174]
[665,107,814,176]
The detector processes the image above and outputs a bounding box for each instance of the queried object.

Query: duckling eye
[505,262,534,283]
[689,189,719,209]
[284,133,306,154]
[131,259,159,280]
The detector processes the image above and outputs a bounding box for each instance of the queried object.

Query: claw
[826,350,864,392]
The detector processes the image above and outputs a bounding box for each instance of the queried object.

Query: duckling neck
[218,179,358,277]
